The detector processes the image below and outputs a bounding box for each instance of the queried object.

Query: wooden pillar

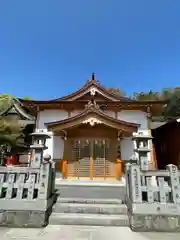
[116,137,123,179]
[148,129,155,170]
[147,106,157,169]
[90,156,93,179]
[62,139,69,178]
[116,159,123,179]
[62,160,68,178]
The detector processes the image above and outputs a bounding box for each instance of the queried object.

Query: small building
[152,117,180,169]
[21,73,166,180]
[0,96,36,165]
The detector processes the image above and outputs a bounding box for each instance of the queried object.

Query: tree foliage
[0,94,22,133]
[106,87,180,118]
[133,88,179,101]
[0,94,15,115]
[163,92,180,119]
[23,96,32,100]
[0,119,22,134]
[106,88,126,97]
[0,94,26,154]
[106,87,180,102]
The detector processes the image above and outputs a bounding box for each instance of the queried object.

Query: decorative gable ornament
[82,117,102,126]
[85,100,100,110]
[89,87,97,96]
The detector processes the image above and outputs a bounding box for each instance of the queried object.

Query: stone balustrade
[0,132,56,228]
[126,163,180,232]
[0,162,55,227]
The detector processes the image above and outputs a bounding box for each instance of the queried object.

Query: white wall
[37,110,68,131]
[120,138,134,161]
[36,110,68,159]
[36,109,84,160]
[53,136,64,159]
[117,110,150,162]
[117,110,148,134]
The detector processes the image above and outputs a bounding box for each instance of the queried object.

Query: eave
[20,99,166,116]
[1,99,36,120]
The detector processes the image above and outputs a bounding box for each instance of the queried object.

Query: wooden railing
[61,158,123,180]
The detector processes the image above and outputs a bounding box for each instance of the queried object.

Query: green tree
[106,88,126,97]
[23,96,32,100]
[163,92,180,119]
[0,94,26,159]
[133,90,160,101]
[0,94,16,115]
[133,88,180,101]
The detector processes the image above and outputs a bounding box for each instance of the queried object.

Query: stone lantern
[29,132,51,168]
[132,133,153,170]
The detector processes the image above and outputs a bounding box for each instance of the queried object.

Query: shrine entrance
[67,138,117,180]
[46,102,139,180]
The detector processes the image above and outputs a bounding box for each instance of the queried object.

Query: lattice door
[93,139,107,178]
[78,140,91,178]
[93,139,116,179]
[68,139,91,179]
[67,140,80,178]
[106,140,117,178]
[68,139,117,179]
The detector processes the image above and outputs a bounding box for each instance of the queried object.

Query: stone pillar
[29,132,51,168]
[132,133,153,170]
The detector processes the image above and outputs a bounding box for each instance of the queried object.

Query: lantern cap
[30,132,51,138]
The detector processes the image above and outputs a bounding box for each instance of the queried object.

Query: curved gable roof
[45,101,139,133]
[52,73,136,102]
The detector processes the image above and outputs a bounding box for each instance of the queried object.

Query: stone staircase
[49,180,129,226]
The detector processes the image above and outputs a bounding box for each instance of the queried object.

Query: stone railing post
[129,164,142,203]
[166,164,180,204]
[38,161,51,200]
[125,163,131,202]
[29,132,55,199]
[49,159,56,194]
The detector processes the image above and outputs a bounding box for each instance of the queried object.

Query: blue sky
[0,0,180,100]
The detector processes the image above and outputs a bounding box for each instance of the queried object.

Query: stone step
[49,213,129,226]
[53,203,127,215]
[56,197,123,204]
[55,183,125,200]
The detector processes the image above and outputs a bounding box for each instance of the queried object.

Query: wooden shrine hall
[21,73,166,180]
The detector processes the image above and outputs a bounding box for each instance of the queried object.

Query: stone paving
[1,225,180,240]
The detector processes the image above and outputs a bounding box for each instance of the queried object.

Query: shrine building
[21,73,166,180]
